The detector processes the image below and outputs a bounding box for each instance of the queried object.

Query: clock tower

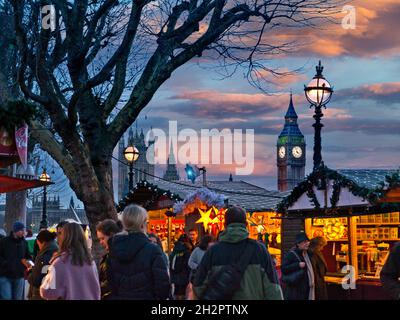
[277,94,306,191]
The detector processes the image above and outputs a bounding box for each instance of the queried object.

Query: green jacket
[193,223,283,300]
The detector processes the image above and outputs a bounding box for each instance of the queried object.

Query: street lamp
[124,145,139,191]
[304,60,333,170]
[39,169,51,229]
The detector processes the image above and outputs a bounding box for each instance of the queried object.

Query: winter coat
[107,231,170,300]
[99,253,113,300]
[0,232,32,279]
[310,250,328,300]
[193,223,283,300]
[380,242,400,299]
[40,252,101,300]
[281,248,312,300]
[169,240,191,287]
[27,241,58,300]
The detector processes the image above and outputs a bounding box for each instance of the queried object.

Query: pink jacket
[40,252,100,300]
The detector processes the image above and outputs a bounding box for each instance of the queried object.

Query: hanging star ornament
[212,207,226,230]
[196,208,214,231]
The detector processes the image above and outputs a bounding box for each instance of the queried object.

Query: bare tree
[9,0,344,258]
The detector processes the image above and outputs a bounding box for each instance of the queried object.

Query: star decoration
[212,207,226,230]
[196,208,214,231]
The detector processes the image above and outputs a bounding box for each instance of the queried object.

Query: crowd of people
[0,204,399,300]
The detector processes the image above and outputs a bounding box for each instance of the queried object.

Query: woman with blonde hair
[107,204,170,299]
[309,236,328,300]
[40,222,101,300]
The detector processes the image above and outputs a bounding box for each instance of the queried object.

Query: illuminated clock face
[292,146,303,158]
[279,146,286,158]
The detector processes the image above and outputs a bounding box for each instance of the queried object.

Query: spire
[279,93,303,138]
[128,127,134,145]
[285,93,298,120]
[168,142,176,165]
[163,141,180,181]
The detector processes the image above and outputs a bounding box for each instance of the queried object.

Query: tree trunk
[5,190,27,233]
[78,159,118,263]
[4,165,28,233]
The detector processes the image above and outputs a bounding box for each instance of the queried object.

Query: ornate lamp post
[304,61,333,170]
[124,145,140,191]
[39,169,51,229]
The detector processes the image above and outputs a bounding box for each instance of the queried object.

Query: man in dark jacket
[107,204,170,300]
[0,221,32,300]
[193,206,283,300]
[281,232,315,300]
[169,234,191,300]
[380,242,400,300]
[27,230,58,300]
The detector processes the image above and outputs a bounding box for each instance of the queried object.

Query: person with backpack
[281,232,315,300]
[193,206,283,300]
[169,234,191,300]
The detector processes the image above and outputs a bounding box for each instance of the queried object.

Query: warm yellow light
[124,145,139,163]
[196,208,214,232]
[305,77,332,106]
[39,171,51,182]
[323,218,345,240]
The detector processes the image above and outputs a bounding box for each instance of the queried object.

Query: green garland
[277,164,400,214]
[116,180,182,212]
[0,100,38,131]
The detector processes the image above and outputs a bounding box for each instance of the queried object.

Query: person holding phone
[0,222,32,300]
[27,230,58,300]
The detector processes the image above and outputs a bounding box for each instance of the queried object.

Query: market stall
[277,164,400,300]
[116,180,184,253]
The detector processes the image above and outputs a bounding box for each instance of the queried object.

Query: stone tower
[277,94,306,191]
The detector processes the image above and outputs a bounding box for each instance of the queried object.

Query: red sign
[15,124,28,169]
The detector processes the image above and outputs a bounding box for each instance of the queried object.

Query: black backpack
[201,241,256,300]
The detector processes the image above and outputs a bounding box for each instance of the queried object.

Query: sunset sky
[129,0,400,192]
[12,0,399,207]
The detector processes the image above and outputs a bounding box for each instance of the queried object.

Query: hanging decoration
[195,206,227,233]
[173,187,226,215]
[277,163,400,214]
[196,208,214,232]
[323,218,346,240]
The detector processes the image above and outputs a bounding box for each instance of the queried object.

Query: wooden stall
[116,180,184,253]
[278,165,400,300]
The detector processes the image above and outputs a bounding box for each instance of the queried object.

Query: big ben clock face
[278,146,286,158]
[292,146,303,158]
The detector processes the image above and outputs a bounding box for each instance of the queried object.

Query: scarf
[303,251,315,300]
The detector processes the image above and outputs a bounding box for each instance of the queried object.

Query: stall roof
[338,169,398,189]
[278,165,400,218]
[0,175,53,193]
[153,180,289,212]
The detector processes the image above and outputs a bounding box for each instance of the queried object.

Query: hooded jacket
[28,240,58,300]
[0,232,32,279]
[107,231,170,300]
[193,223,283,300]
